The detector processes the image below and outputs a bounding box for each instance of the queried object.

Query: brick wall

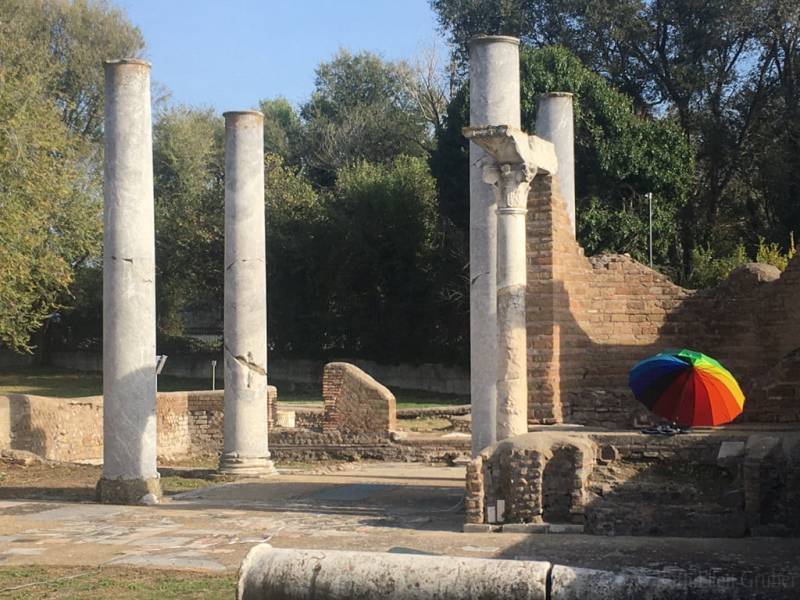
[1,386,278,462]
[466,430,800,537]
[0,394,103,462]
[526,175,800,428]
[322,362,396,435]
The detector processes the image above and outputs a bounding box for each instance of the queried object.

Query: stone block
[463,523,501,533]
[502,522,550,534]
[716,441,745,468]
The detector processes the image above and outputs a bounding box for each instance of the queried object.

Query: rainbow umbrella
[629,349,745,426]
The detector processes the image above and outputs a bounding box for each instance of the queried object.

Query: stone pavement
[0,463,798,597]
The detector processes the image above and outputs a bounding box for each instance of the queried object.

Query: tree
[0,47,100,352]
[1,0,145,139]
[430,0,800,276]
[259,97,303,166]
[1,0,144,353]
[300,50,431,185]
[322,156,454,361]
[152,106,225,337]
[264,155,328,355]
[431,46,693,275]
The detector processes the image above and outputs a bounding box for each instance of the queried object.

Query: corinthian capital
[482,162,534,210]
[463,124,558,213]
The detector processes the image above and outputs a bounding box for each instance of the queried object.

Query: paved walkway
[0,463,798,597]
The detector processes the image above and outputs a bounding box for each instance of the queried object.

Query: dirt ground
[0,459,798,599]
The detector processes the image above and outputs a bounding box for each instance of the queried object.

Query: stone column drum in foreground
[97,59,161,504]
[536,92,575,234]
[219,111,276,476]
[468,35,521,456]
[238,545,549,600]
[465,126,558,439]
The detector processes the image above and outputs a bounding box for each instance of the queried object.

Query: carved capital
[482,162,535,210]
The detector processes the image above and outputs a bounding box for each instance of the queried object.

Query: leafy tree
[430,0,800,275]
[2,0,145,139]
[300,50,431,185]
[259,97,303,166]
[431,46,693,274]
[321,156,450,361]
[152,106,225,337]
[264,155,328,355]
[1,0,143,354]
[0,48,100,352]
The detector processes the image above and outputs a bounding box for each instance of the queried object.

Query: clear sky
[117,0,446,113]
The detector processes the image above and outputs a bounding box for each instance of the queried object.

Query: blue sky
[118,0,446,113]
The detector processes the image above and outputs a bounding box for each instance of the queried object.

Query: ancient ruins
[1,28,799,600]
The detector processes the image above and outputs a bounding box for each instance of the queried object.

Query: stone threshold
[463,522,584,534]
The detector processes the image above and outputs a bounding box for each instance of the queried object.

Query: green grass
[0,367,216,398]
[0,566,233,599]
[269,378,467,408]
[0,368,468,408]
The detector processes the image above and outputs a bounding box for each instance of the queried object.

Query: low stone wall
[269,428,469,463]
[467,430,800,538]
[0,387,277,462]
[0,394,103,462]
[322,363,396,435]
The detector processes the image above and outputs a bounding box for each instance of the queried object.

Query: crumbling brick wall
[323,362,396,435]
[0,386,278,462]
[526,175,800,428]
[466,430,800,537]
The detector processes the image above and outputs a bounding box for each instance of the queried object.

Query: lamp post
[647,192,653,269]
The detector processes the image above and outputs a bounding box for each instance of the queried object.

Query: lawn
[0,367,212,398]
[0,566,234,599]
[0,368,468,409]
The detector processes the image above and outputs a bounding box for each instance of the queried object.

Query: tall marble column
[97,59,161,504]
[465,126,558,439]
[219,111,275,476]
[536,93,575,234]
[468,35,521,455]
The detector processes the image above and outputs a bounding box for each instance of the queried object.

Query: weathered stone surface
[101,59,161,503]
[535,93,575,235]
[96,475,161,505]
[716,441,745,467]
[220,110,274,477]
[237,545,549,600]
[465,126,557,442]
[468,35,521,456]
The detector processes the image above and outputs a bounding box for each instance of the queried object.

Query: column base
[218,454,277,477]
[96,476,162,505]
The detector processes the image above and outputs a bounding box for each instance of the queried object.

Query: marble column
[97,59,161,504]
[468,35,521,456]
[536,93,575,234]
[219,111,276,476]
[464,126,558,439]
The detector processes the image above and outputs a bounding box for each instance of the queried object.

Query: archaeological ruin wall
[0,388,277,463]
[322,362,397,435]
[526,174,800,428]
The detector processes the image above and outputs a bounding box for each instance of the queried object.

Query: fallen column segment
[237,545,549,600]
[239,545,743,600]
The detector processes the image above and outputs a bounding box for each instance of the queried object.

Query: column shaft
[219,111,275,476]
[496,206,529,439]
[468,35,521,455]
[98,59,161,504]
[535,93,575,234]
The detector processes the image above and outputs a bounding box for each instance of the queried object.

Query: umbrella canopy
[629,349,745,426]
